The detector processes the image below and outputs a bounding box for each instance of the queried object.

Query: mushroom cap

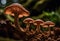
[33,19,44,25]
[42,24,48,28]
[4,3,30,18]
[43,21,55,27]
[23,18,34,23]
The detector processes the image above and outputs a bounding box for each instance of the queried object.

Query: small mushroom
[42,21,55,36]
[4,3,30,32]
[23,18,34,31]
[33,19,44,33]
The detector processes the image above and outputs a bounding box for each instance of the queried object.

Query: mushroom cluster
[4,3,56,41]
[23,18,55,36]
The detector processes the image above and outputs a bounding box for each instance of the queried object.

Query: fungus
[33,19,44,33]
[42,21,55,36]
[4,3,30,18]
[23,18,34,31]
[4,3,30,32]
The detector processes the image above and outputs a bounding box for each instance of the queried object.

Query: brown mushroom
[42,21,55,36]
[4,3,30,18]
[33,19,44,33]
[23,18,34,31]
[4,3,30,32]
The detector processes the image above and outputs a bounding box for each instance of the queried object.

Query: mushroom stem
[36,25,43,35]
[36,25,40,33]
[14,13,24,32]
[26,23,30,31]
[48,26,51,36]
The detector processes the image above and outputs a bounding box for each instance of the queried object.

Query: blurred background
[0,0,60,41]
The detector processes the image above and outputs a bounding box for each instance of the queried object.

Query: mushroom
[23,18,34,31]
[33,19,44,33]
[4,3,30,32]
[4,3,30,18]
[42,21,55,36]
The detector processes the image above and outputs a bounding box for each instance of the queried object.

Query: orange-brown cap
[42,21,55,27]
[33,19,44,25]
[23,18,34,23]
[4,3,30,18]
[42,24,48,28]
